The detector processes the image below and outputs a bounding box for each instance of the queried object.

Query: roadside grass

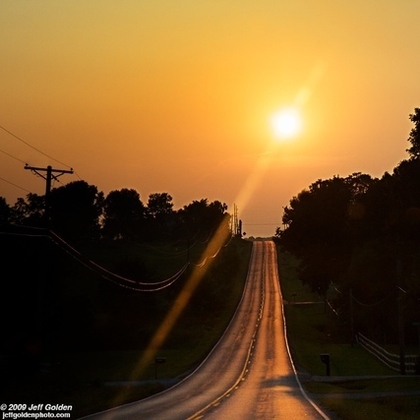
[277,247,420,419]
[314,395,420,420]
[284,303,394,377]
[79,238,200,281]
[2,237,252,419]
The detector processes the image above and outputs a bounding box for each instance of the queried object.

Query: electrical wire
[2,219,231,291]
[0,148,27,164]
[0,176,32,194]
[48,230,189,291]
[330,280,391,307]
[0,124,76,197]
[0,124,73,169]
[351,292,392,307]
[0,226,213,292]
[330,281,343,295]
[192,246,222,268]
[0,147,33,195]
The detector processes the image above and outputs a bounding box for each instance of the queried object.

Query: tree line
[0,186,230,245]
[0,182,239,360]
[276,108,420,346]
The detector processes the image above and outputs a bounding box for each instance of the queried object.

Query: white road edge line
[279,261,331,420]
[187,243,266,419]
[80,243,258,420]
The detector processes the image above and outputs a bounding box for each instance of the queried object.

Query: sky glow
[0,1,418,237]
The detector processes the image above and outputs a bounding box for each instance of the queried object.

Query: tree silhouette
[145,193,175,241]
[280,174,377,293]
[146,192,174,218]
[49,180,104,242]
[10,193,45,226]
[407,107,420,159]
[0,196,11,225]
[178,199,228,241]
[102,188,145,240]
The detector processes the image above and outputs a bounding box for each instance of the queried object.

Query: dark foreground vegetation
[0,178,252,416]
[276,108,420,351]
[279,249,420,419]
[0,230,252,417]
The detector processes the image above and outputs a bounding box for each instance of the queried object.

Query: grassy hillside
[277,247,420,419]
[1,234,252,418]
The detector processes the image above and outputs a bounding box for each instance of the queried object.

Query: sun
[270,107,302,140]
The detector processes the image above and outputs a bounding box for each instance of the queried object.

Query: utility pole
[24,163,72,366]
[398,284,407,375]
[232,204,237,236]
[24,164,73,221]
[231,204,242,237]
[350,288,355,347]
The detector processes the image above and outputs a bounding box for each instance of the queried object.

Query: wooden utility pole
[398,285,407,375]
[24,164,74,195]
[350,288,355,347]
[24,164,73,220]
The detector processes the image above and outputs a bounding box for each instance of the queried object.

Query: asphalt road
[81,240,329,419]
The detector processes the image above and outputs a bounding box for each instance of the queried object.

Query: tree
[177,199,228,241]
[49,181,104,242]
[146,193,174,218]
[279,174,376,293]
[281,177,352,255]
[0,197,10,225]
[145,192,175,241]
[102,188,145,240]
[392,159,420,209]
[407,107,420,159]
[10,193,45,226]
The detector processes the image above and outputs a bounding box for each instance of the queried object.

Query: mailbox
[320,353,330,376]
[320,353,329,364]
[154,357,167,379]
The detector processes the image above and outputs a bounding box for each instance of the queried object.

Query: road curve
[81,241,328,419]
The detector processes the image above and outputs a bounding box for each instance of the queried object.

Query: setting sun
[270,108,303,140]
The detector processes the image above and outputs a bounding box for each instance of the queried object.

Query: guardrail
[357,332,419,374]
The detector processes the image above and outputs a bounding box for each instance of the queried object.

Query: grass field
[2,236,253,418]
[277,247,420,419]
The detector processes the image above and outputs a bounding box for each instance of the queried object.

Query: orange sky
[1,1,418,237]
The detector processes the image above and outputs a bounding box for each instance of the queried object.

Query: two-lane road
[82,241,328,419]
[202,241,328,419]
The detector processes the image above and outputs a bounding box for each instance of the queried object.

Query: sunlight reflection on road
[110,61,328,411]
[110,216,231,410]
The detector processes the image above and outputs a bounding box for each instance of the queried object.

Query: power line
[1,226,189,292]
[0,124,73,169]
[72,170,83,181]
[1,216,231,292]
[52,232,189,292]
[0,148,27,164]
[0,175,31,194]
[351,292,391,307]
[330,280,391,307]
